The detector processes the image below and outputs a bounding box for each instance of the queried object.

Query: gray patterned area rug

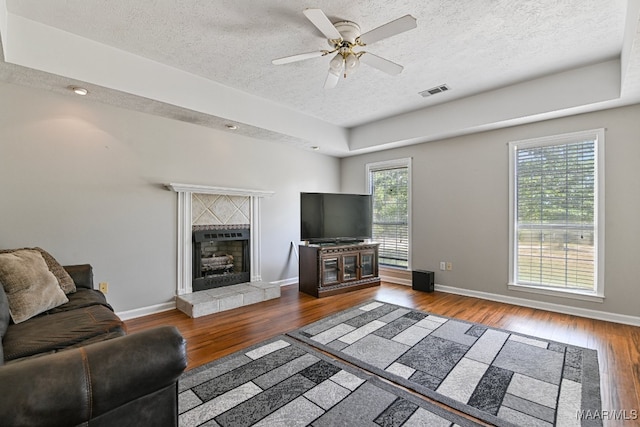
[178,335,482,427]
[287,301,603,427]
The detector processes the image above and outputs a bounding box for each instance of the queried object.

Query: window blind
[515,139,596,290]
[370,167,409,268]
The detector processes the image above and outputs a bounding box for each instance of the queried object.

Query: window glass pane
[514,139,596,291]
[370,167,408,268]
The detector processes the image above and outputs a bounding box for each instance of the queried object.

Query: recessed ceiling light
[225,124,238,130]
[311,146,320,151]
[69,86,88,96]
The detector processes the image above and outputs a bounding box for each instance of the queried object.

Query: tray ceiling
[1,0,639,156]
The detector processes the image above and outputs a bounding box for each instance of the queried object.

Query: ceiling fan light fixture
[344,52,360,77]
[329,53,344,72]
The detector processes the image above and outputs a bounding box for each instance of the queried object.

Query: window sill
[508,283,604,303]
[380,265,409,271]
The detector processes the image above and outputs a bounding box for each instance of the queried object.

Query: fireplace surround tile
[193,194,250,226]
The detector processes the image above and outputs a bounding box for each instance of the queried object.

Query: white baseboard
[119,277,640,326]
[116,301,176,320]
[271,277,298,287]
[434,284,640,327]
[118,278,297,320]
[380,276,640,327]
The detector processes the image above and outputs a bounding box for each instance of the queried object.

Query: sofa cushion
[0,250,69,324]
[0,247,76,294]
[2,304,125,362]
[63,264,93,290]
[46,288,114,314]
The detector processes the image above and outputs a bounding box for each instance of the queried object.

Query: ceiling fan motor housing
[329,21,361,46]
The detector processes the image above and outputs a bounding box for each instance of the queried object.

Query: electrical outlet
[446,262,453,271]
[99,282,109,294]
[439,261,446,271]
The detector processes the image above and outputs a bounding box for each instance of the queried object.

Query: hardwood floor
[125,282,640,425]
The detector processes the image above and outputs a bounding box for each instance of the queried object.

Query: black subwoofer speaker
[412,270,434,292]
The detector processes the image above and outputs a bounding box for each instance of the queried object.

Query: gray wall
[341,104,640,318]
[2,78,639,319]
[0,82,340,312]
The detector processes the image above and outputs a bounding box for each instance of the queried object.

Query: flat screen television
[300,192,373,243]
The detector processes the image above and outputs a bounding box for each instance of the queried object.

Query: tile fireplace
[167,184,279,318]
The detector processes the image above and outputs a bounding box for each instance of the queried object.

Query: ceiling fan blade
[272,51,325,65]
[324,69,341,89]
[303,8,342,40]
[360,52,404,75]
[358,15,417,45]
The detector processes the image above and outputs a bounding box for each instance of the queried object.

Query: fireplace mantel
[166,183,274,198]
[167,183,274,295]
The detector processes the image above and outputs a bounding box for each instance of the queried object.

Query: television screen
[300,192,372,242]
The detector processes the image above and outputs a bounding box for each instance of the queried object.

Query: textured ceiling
[1,0,639,157]
[4,0,628,127]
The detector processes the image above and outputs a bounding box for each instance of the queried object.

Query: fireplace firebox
[192,227,250,291]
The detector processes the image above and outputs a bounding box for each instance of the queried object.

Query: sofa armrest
[64,264,94,289]
[0,326,187,427]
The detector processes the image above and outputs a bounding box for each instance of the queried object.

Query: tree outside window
[367,159,411,269]
[509,129,604,299]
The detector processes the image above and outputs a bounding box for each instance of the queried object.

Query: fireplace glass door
[192,228,250,291]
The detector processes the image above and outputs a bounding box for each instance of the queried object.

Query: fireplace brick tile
[193,299,221,318]
[205,284,252,297]
[243,288,266,306]
[219,293,244,312]
[176,282,281,318]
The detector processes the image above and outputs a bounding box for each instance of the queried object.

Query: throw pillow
[0,247,76,294]
[0,249,69,324]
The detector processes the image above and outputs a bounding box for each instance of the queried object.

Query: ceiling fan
[272,8,417,89]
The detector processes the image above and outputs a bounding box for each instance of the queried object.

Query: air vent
[419,84,450,97]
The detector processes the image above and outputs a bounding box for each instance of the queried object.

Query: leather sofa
[0,264,187,426]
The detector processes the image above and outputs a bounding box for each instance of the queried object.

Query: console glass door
[342,254,358,281]
[360,252,375,278]
[321,257,339,285]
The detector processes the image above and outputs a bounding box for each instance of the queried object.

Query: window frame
[365,158,412,271]
[508,129,605,302]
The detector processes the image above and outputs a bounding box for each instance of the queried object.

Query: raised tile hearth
[175,281,280,318]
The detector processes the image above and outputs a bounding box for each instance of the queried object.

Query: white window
[508,129,604,301]
[366,158,411,269]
